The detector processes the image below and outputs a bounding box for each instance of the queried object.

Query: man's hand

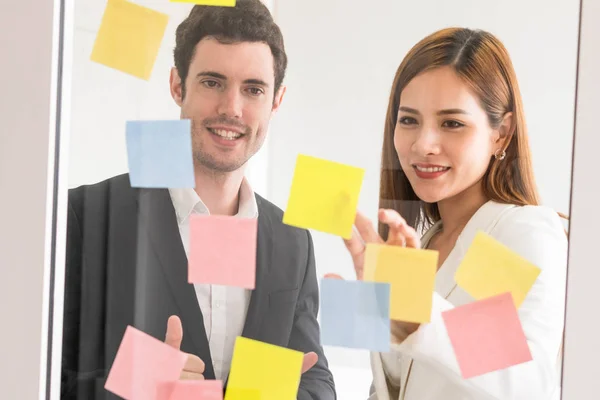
[165,315,206,380]
[302,352,318,374]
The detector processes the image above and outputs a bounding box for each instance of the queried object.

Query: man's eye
[202,80,220,88]
[247,87,264,96]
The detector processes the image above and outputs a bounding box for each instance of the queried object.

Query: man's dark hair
[174,0,287,98]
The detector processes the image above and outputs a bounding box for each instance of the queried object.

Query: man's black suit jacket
[60,173,336,399]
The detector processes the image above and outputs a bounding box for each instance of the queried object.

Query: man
[60,1,336,398]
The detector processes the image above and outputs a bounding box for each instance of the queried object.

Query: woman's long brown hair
[379,28,565,239]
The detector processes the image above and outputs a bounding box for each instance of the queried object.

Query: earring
[494,149,506,160]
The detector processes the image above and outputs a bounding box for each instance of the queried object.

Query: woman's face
[394,66,507,204]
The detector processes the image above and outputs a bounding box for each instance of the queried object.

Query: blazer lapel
[137,188,215,379]
[241,196,272,341]
[435,201,516,298]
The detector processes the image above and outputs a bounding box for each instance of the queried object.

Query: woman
[330,28,568,399]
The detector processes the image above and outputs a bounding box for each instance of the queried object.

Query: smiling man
[61,1,335,399]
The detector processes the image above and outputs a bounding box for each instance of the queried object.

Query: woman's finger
[378,209,407,246]
[343,226,365,258]
[354,211,384,244]
[379,209,420,249]
[401,224,420,249]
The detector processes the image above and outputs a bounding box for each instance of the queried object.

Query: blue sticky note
[126,119,195,188]
[320,279,390,352]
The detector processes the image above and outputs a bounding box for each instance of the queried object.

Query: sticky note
[91,0,169,80]
[283,154,364,239]
[105,326,187,400]
[442,292,532,379]
[320,278,390,352]
[364,244,437,323]
[188,215,257,288]
[157,380,223,400]
[225,337,303,400]
[455,231,541,308]
[170,0,236,5]
[126,120,195,188]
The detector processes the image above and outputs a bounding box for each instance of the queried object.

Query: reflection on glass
[59,0,576,399]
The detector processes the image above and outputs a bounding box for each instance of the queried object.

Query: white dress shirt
[369,201,567,400]
[168,178,258,381]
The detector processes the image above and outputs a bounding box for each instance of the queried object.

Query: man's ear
[271,85,287,114]
[170,67,184,107]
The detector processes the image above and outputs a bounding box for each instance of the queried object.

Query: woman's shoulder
[488,203,568,263]
[493,203,565,235]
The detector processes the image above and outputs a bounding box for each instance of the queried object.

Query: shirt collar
[168,177,259,223]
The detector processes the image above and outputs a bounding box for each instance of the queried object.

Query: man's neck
[193,166,245,216]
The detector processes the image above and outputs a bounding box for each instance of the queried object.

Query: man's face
[170,37,285,173]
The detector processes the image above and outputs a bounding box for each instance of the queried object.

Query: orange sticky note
[188,215,257,289]
[283,154,364,239]
[455,231,541,308]
[225,337,303,400]
[157,380,223,400]
[364,243,437,323]
[170,0,236,5]
[442,292,532,379]
[105,326,187,400]
[91,0,169,80]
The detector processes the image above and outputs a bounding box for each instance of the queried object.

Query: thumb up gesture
[165,315,206,380]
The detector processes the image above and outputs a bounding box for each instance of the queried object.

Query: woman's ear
[495,111,514,147]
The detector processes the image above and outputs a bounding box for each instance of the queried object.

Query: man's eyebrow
[195,72,270,88]
[195,71,227,80]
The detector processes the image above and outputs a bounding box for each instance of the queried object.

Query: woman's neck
[436,181,489,237]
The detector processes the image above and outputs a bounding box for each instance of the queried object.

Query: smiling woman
[350,27,569,400]
[381,29,541,237]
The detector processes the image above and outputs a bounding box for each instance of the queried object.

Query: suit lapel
[241,196,272,341]
[137,188,215,379]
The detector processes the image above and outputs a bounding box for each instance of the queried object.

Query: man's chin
[195,156,247,174]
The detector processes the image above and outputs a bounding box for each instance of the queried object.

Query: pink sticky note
[188,215,257,289]
[442,292,532,379]
[105,326,187,400]
[157,380,223,400]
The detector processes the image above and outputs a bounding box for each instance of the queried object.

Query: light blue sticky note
[320,278,390,352]
[126,119,195,188]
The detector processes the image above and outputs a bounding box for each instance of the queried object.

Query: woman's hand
[344,209,421,279]
[326,208,422,342]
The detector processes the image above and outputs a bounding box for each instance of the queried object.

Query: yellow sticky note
[364,243,437,323]
[90,0,169,80]
[225,337,303,400]
[455,231,541,308]
[283,154,364,239]
[170,0,236,5]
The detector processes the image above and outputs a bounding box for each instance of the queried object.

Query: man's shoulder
[69,173,135,211]
[254,193,311,244]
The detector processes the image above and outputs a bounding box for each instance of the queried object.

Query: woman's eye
[399,116,417,125]
[442,120,464,128]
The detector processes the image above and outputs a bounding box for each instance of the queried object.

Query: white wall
[271,0,579,398]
